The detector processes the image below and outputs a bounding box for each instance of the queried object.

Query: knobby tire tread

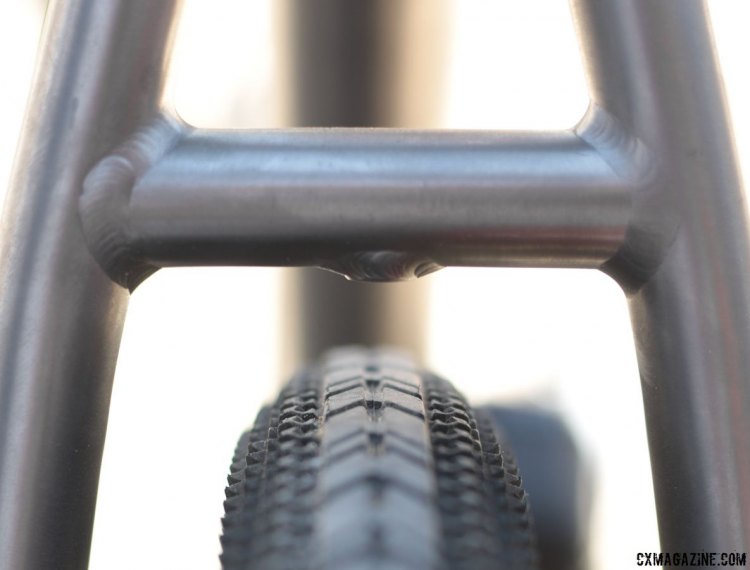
[220,347,538,570]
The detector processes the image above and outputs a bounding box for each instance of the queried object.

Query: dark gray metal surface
[286,0,390,129]
[79,122,635,286]
[572,0,750,549]
[0,1,181,568]
[1,0,748,565]
[284,0,442,361]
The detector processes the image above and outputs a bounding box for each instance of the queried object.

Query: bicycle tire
[220,347,538,570]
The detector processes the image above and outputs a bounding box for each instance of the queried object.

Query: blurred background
[1,1,748,568]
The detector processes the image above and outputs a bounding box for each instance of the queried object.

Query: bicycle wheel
[220,347,538,570]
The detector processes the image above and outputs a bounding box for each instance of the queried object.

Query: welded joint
[79,113,187,291]
[79,106,666,291]
[576,104,656,186]
[320,251,444,282]
[576,105,676,293]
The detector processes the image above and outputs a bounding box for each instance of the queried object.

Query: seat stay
[0,1,747,567]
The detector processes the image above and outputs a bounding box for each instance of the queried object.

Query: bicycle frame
[1,1,748,568]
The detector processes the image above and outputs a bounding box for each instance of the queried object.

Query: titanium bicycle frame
[1,1,749,567]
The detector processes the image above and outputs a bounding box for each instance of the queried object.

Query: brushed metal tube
[282,0,450,362]
[573,0,750,551]
[81,120,638,284]
[0,1,180,567]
